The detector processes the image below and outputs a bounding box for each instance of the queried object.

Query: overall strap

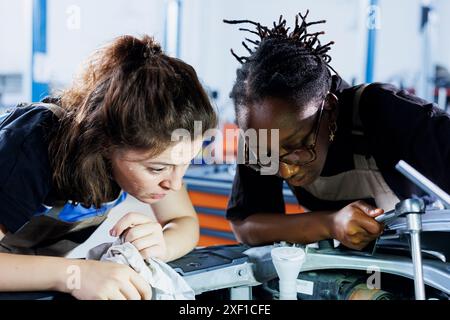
[351,84,371,157]
[352,84,368,134]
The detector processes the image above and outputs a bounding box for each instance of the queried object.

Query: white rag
[86,240,195,300]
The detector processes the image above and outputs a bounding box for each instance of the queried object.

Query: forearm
[231,211,334,246]
[162,215,200,262]
[0,253,77,293]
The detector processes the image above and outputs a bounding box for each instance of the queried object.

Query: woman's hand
[68,259,152,300]
[110,212,168,261]
[330,201,385,250]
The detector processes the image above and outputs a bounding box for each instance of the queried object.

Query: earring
[328,121,338,142]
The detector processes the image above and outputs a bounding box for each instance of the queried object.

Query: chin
[288,174,315,187]
[289,180,305,187]
[129,192,167,204]
[136,197,161,204]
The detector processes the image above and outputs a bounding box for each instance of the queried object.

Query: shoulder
[357,82,449,140]
[356,84,450,193]
[0,104,57,213]
[1,103,56,134]
[359,83,436,120]
[0,103,59,232]
[0,103,58,144]
[0,104,57,179]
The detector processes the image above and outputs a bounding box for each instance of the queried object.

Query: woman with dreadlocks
[224,12,450,250]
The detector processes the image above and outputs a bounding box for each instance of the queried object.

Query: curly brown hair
[49,35,217,207]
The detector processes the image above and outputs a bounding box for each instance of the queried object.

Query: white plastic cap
[271,246,305,262]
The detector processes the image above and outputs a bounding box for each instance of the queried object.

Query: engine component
[347,284,394,300]
[262,271,395,300]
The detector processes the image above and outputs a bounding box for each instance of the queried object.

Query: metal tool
[375,160,450,300]
[374,198,427,299]
[395,198,427,300]
[375,199,427,226]
[392,159,450,300]
[396,160,450,209]
[393,161,450,299]
[375,209,400,225]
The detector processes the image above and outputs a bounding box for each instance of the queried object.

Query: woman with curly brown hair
[0,35,217,299]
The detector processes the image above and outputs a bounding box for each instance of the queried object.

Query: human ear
[324,92,338,111]
[324,92,339,122]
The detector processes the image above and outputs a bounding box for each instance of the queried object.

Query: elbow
[230,219,262,247]
[167,215,200,248]
[193,224,200,247]
[190,216,200,247]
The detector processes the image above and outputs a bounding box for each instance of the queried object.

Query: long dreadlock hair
[224,11,337,127]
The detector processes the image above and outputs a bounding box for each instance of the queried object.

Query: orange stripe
[198,235,237,247]
[190,190,304,215]
[198,213,232,232]
[189,191,229,209]
[285,203,305,214]
[222,123,239,156]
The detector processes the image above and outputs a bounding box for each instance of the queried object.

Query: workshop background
[1,0,449,252]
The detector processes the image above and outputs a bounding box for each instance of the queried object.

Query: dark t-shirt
[226,80,450,220]
[0,103,126,235]
[0,104,57,233]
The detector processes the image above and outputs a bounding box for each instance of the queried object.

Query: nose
[160,166,184,192]
[278,162,302,180]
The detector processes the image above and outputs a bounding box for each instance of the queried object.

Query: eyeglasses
[243,97,326,172]
[278,98,325,166]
